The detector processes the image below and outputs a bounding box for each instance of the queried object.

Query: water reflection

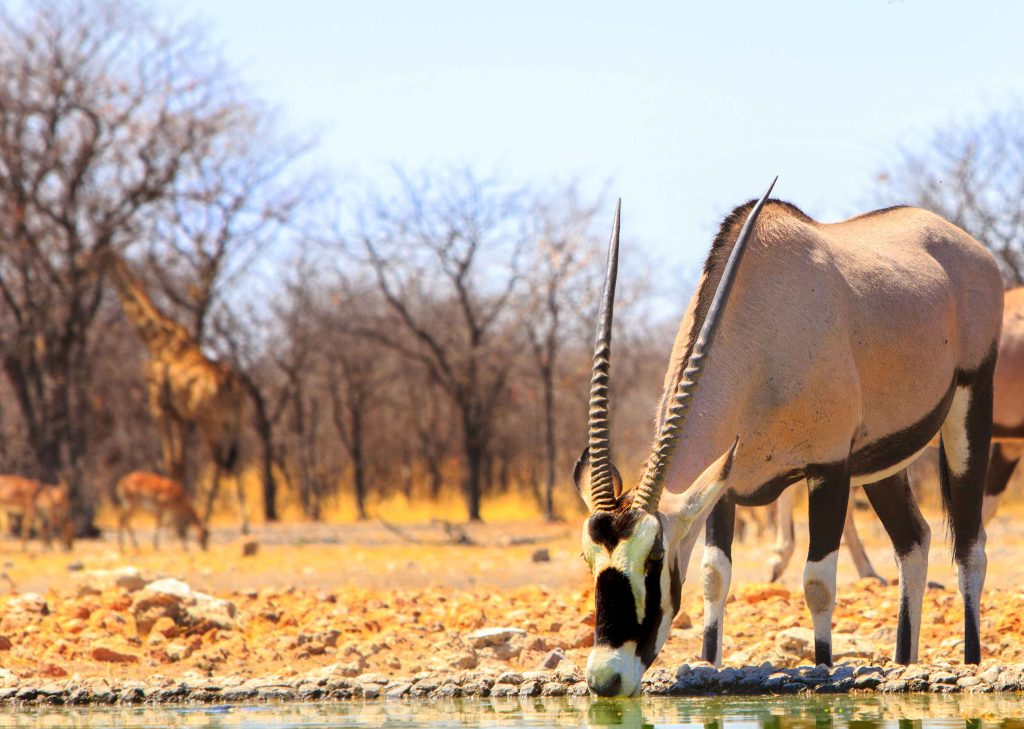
[1,694,1024,728]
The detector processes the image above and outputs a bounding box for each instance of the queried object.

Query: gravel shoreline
[2,662,1023,705]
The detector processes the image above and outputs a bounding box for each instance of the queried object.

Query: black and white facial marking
[581,508,679,697]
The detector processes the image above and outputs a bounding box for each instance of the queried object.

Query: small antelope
[0,475,73,550]
[115,471,209,551]
[575,182,1002,697]
[0,475,43,549]
[33,482,74,551]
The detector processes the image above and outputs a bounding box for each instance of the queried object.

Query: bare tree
[523,185,604,520]
[879,104,1024,285]
[0,0,254,530]
[350,168,525,521]
[213,307,289,522]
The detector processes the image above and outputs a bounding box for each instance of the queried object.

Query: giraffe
[104,252,250,534]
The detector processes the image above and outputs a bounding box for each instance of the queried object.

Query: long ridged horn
[587,199,621,512]
[633,177,777,514]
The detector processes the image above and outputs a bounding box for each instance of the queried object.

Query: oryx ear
[574,447,625,512]
[663,437,739,534]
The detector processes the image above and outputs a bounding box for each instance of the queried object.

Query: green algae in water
[1,695,1024,728]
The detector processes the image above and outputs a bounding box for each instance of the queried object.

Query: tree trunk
[427,458,444,500]
[243,377,279,521]
[461,412,484,521]
[352,413,368,520]
[541,364,558,521]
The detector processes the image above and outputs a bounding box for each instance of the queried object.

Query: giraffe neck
[108,256,194,360]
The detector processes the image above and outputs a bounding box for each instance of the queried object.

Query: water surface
[2,694,1024,728]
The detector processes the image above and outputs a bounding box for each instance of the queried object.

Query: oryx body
[576,183,1002,697]
[770,285,1024,584]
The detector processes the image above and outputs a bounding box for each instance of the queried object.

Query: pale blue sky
[163,0,1023,306]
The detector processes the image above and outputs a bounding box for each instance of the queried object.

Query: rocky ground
[1,509,1024,704]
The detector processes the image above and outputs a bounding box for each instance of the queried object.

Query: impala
[115,471,209,551]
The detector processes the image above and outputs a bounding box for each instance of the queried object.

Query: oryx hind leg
[862,470,929,664]
[803,463,850,667]
[767,485,795,583]
[983,443,1019,524]
[842,490,885,584]
[939,367,994,665]
[700,495,735,666]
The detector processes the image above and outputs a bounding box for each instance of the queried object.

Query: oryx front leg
[700,496,735,666]
[803,464,849,666]
[863,470,929,664]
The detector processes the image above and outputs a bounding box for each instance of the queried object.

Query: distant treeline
[0,1,1021,527]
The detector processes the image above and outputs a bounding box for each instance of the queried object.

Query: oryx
[575,180,1002,697]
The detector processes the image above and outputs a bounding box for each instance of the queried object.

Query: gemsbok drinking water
[575,180,1002,697]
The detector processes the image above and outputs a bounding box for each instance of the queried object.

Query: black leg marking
[701,620,719,663]
[965,609,981,666]
[705,495,735,561]
[896,597,912,663]
[863,470,930,665]
[805,464,850,563]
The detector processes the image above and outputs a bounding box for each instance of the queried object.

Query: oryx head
[575,182,774,697]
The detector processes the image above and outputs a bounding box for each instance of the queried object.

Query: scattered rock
[9,593,48,615]
[775,627,815,659]
[242,540,259,557]
[465,627,525,660]
[672,611,692,629]
[83,567,148,594]
[531,549,550,563]
[448,651,478,670]
[91,642,139,664]
[132,578,239,636]
[538,648,565,669]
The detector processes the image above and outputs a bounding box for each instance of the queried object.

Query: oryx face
[580,507,676,697]
[575,185,772,697]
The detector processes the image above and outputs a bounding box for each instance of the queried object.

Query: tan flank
[114,471,209,551]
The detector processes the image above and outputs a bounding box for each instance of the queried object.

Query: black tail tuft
[937,436,957,559]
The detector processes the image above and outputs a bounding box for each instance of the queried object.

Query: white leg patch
[803,551,839,657]
[941,386,973,478]
[895,526,930,663]
[957,530,988,606]
[701,545,732,666]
